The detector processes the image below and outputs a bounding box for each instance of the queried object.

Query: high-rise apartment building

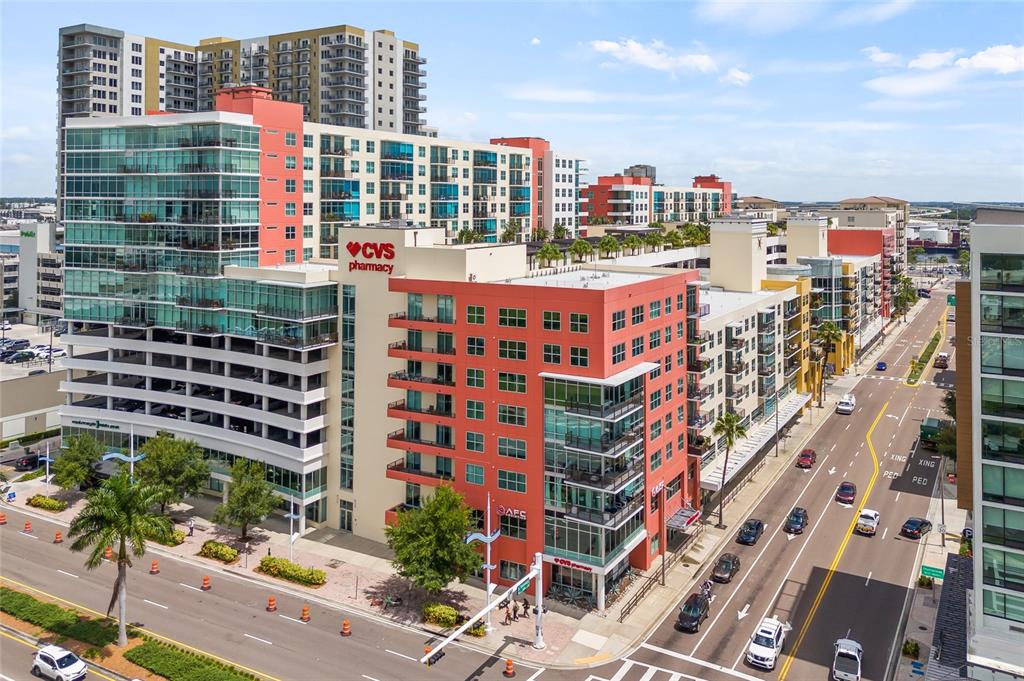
[490,137,586,236]
[834,197,909,276]
[966,206,1024,679]
[581,175,730,227]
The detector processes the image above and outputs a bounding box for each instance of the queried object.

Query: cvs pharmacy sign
[347,241,395,274]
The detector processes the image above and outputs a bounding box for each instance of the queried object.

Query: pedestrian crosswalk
[862,375,953,389]
[584,660,704,681]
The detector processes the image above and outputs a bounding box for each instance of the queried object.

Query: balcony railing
[387,371,455,387]
[388,312,454,325]
[564,429,643,458]
[386,430,454,450]
[388,341,455,356]
[387,399,453,419]
[386,458,453,482]
[563,457,644,491]
[563,395,642,421]
[687,387,714,403]
[688,413,713,429]
[688,303,711,318]
[563,495,643,527]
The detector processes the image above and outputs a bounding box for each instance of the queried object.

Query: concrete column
[222,481,230,503]
[596,575,606,612]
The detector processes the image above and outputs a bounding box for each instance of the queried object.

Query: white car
[856,510,880,536]
[32,644,87,681]
[836,394,856,415]
[746,617,788,670]
[833,638,863,681]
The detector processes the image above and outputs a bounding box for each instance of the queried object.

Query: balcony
[688,358,712,373]
[386,399,454,425]
[758,335,776,353]
[562,457,644,492]
[688,332,711,347]
[564,395,642,421]
[688,413,713,429]
[687,386,713,404]
[386,370,455,390]
[385,459,453,485]
[387,312,454,329]
[387,340,455,361]
[726,361,744,375]
[563,495,643,528]
[688,303,711,319]
[758,359,776,376]
[785,360,801,378]
[385,430,455,457]
[564,429,643,458]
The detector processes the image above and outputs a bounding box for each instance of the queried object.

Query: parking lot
[0,322,67,380]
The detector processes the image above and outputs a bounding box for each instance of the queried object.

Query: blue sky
[2,0,1022,201]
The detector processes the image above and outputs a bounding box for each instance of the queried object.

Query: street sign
[921,565,945,580]
[516,581,529,594]
[947,295,956,306]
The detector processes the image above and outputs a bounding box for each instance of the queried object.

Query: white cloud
[505,86,696,104]
[1,124,52,141]
[862,46,903,67]
[955,44,1024,74]
[6,153,35,166]
[863,99,959,111]
[864,68,966,97]
[694,0,823,34]
[590,39,717,74]
[530,37,541,46]
[761,58,862,75]
[908,50,959,70]
[742,119,915,133]
[832,0,915,26]
[508,111,681,124]
[720,68,752,86]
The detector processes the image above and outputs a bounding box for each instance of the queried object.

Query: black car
[784,507,809,534]
[5,351,36,364]
[737,519,766,545]
[13,453,40,471]
[901,517,933,539]
[712,553,741,583]
[677,592,711,632]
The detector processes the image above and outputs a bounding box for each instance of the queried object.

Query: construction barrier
[149,560,159,575]
[201,575,211,591]
[53,531,62,544]
[300,605,310,622]
[23,521,31,534]
[104,546,113,560]
[0,512,7,525]
[266,596,277,612]
[503,659,516,678]
[340,619,351,637]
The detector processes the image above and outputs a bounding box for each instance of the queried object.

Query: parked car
[784,507,809,534]
[0,320,11,331]
[856,509,881,536]
[5,351,37,364]
[934,352,949,369]
[736,518,766,545]
[14,453,40,471]
[796,448,817,468]
[43,348,67,358]
[836,394,856,415]
[676,592,711,632]
[745,617,788,670]
[2,339,29,352]
[875,361,888,371]
[900,517,933,539]
[832,638,863,681]
[835,482,858,505]
[32,644,87,681]
[711,552,741,583]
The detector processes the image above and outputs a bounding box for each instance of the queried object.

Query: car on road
[835,481,858,505]
[855,509,880,536]
[746,617,788,670]
[796,448,817,468]
[676,592,711,632]
[32,644,87,681]
[736,518,766,545]
[836,394,856,415]
[712,552,741,583]
[875,361,887,371]
[934,352,949,369]
[832,638,863,681]
[784,507,809,534]
[901,517,933,539]
[14,453,40,471]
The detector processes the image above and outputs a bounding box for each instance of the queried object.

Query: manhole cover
[327,559,343,569]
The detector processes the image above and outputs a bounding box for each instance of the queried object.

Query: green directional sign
[947,295,956,306]
[921,565,945,580]
[516,581,530,594]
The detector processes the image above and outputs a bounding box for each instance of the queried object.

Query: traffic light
[426,649,446,666]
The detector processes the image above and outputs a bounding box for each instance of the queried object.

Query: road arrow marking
[887,414,900,419]
[738,604,750,620]
[787,533,797,541]
[865,572,873,586]
[828,467,837,475]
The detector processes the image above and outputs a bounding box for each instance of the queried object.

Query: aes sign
[497,505,527,520]
[347,241,395,274]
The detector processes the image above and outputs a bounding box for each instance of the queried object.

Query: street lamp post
[284,503,301,563]
[40,443,54,497]
[101,425,145,483]
[465,492,500,632]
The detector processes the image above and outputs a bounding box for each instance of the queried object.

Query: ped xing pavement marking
[777,400,887,681]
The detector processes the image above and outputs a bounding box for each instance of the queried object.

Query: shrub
[198,540,238,563]
[466,621,487,637]
[81,648,102,661]
[902,639,920,659]
[0,587,117,647]
[918,575,933,589]
[125,639,257,681]
[422,603,459,628]
[152,529,186,547]
[959,538,973,556]
[17,468,47,482]
[27,495,68,512]
[258,556,326,586]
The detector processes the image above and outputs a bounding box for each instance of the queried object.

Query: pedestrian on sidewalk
[512,601,520,621]
[502,605,512,625]
[187,518,195,537]
[521,597,530,619]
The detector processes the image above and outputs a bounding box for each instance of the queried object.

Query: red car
[835,482,858,505]
[797,449,817,468]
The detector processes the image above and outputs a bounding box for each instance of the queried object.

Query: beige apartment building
[836,196,909,275]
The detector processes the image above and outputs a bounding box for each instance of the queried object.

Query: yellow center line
[0,575,282,681]
[778,400,887,681]
[0,628,119,681]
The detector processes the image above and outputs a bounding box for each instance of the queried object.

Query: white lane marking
[609,661,635,681]
[895,492,901,503]
[865,571,873,586]
[882,527,889,540]
[845,423,851,431]
[868,393,873,399]
[56,569,79,579]
[831,444,837,452]
[19,532,37,539]
[691,453,831,654]
[849,460,855,467]
[143,599,168,609]
[178,582,202,592]
[278,614,307,625]
[525,669,546,681]
[245,633,273,645]
[386,649,417,661]
[640,644,762,681]
[361,677,381,681]
[637,667,659,681]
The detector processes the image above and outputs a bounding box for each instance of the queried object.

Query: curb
[0,622,137,681]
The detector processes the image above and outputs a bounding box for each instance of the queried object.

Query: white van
[836,394,856,415]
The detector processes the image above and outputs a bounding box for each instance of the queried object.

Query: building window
[499,308,527,327]
[650,420,662,440]
[466,400,484,420]
[497,405,527,426]
[466,368,484,388]
[632,305,644,325]
[303,202,314,216]
[498,372,526,393]
[303,133,314,148]
[570,313,589,333]
[543,343,561,364]
[285,249,296,263]
[303,156,314,170]
[498,470,527,493]
[498,437,527,459]
[285,225,296,239]
[285,155,297,169]
[612,310,626,331]
[466,431,485,452]
[543,310,561,331]
[632,337,644,357]
[303,224,314,239]
[466,464,484,485]
[285,132,297,146]
[500,515,527,540]
[498,340,527,361]
[303,179,314,193]
[649,330,661,349]
[467,305,485,324]
[570,347,589,367]
[651,448,662,471]
[284,202,296,216]
[612,343,626,364]
[467,336,485,356]
[650,300,661,319]
[285,179,296,193]
[500,560,526,580]
[650,389,662,410]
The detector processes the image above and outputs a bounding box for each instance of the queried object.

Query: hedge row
[908,331,942,384]
[27,495,67,512]
[0,587,117,647]
[151,528,186,547]
[258,556,326,586]
[17,468,47,482]
[198,540,238,563]
[124,639,258,681]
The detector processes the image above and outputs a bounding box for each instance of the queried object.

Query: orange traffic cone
[266,596,277,612]
[340,619,351,637]
[23,520,31,534]
[53,531,63,544]
[424,647,432,667]
[201,575,211,591]
[149,560,159,575]
[0,512,7,525]
[503,659,516,678]
[104,545,113,560]
[300,605,310,622]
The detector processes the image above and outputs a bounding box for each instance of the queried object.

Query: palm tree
[815,321,843,407]
[553,225,569,240]
[598,234,621,258]
[644,232,664,251]
[68,473,170,646]
[623,234,643,255]
[500,220,520,244]
[532,227,550,243]
[536,242,562,267]
[665,230,685,249]
[568,238,593,263]
[712,411,748,528]
[457,227,483,244]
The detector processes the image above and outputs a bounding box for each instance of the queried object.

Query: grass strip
[907,331,941,384]
[0,586,117,647]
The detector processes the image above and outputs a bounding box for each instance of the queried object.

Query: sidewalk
[6,304,928,669]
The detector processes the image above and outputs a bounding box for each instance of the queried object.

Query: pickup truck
[855,510,880,536]
[920,417,952,449]
[833,638,863,681]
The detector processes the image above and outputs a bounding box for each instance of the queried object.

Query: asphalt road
[0,626,124,681]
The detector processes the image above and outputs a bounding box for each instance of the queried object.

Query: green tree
[665,230,685,249]
[643,231,664,251]
[680,223,709,247]
[135,432,209,515]
[384,485,482,593]
[500,220,520,244]
[712,412,748,528]
[553,224,569,240]
[457,227,483,244]
[568,238,594,263]
[53,434,104,492]
[212,459,279,540]
[648,221,666,233]
[598,234,621,258]
[623,234,643,255]
[958,249,970,276]
[942,389,957,422]
[532,227,550,243]
[68,473,170,646]
[935,255,949,264]
[815,321,844,407]
[535,242,562,267]
[936,425,957,464]
[588,216,611,226]
[909,246,926,264]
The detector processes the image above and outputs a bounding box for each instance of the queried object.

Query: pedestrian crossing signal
[427,650,446,666]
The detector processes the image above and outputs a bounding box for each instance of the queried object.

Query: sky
[1,0,1022,202]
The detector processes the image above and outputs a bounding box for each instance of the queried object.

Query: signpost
[947,294,956,306]
[921,565,945,580]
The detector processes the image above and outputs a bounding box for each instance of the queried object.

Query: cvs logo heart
[346,241,361,257]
